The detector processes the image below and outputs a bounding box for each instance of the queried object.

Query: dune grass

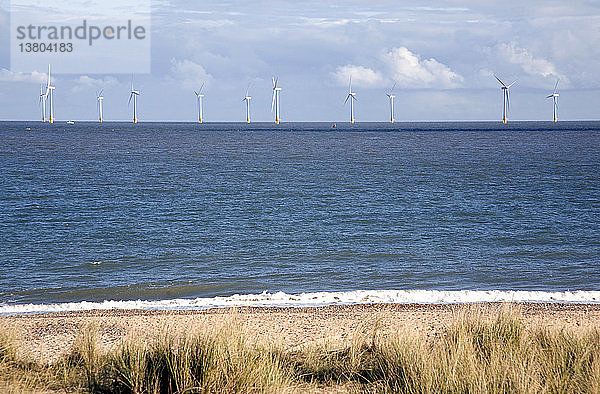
[1,306,599,393]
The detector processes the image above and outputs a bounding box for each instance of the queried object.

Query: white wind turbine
[271,77,281,124]
[194,83,205,123]
[546,79,560,123]
[494,75,516,124]
[128,76,140,123]
[243,85,251,123]
[39,84,46,122]
[344,76,357,123]
[97,90,104,123]
[386,82,396,123]
[44,64,55,123]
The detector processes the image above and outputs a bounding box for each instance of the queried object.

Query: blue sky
[1,0,599,121]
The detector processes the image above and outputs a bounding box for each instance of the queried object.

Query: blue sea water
[0,121,599,311]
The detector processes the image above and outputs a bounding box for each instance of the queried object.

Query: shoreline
[2,302,600,363]
[4,300,600,317]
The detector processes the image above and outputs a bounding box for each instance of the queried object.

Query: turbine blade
[271,91,276,112]
[507,81,517,88]
[200,82,204,93]
[352,95,358,102]
[344,94,350,105]
[390,81,397,93]
[506,90,510,115]
[194,91,198,96]
[546,95,554,99]
[128,93,133,105]
[554,79,559,93]
[494,75,507,87]
[272,77,275,87]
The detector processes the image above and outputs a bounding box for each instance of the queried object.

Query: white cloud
[0,69,47,84]
[333,65,386,88]
[70,75,119,93]
[77,75,119,87]
[333,47,463,89]
[181,19,234,28]
[497,42,564,80]
[168,59,213,89]
[382,47,464,88]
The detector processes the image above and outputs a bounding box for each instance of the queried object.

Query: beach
[3,303,600,363]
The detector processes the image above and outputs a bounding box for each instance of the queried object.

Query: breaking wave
[2,289,600,315]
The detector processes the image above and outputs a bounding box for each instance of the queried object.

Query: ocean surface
[1,121,599,313]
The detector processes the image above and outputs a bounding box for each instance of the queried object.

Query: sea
[1,121,599,314]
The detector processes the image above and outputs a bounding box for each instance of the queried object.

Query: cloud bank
[333,47,464,89]
[168,59,213,89]
[0,69,47,84]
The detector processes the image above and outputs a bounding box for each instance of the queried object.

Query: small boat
[66,120,75,125]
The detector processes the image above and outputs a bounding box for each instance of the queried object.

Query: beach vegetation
[0,307,599,393]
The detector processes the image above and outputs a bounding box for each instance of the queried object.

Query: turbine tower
[97,90,104,123]
[271,77,281,124]
[546,79,560,123]
[39,84,46,122]
[128,76,140,123]
[344,76,357,123]
[45,64,55,124]
[194,83,205,123]
[494,75,516,124]
[243,86,251,123]
[386,82,396,123]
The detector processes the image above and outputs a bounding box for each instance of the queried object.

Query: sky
[0,0,599,122]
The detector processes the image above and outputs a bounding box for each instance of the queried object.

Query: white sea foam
[1,290,599,315]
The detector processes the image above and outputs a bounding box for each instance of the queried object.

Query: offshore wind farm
[33,65,578,125]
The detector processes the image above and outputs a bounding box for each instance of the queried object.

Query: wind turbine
[546,79,560,123]
[45,64,55,124]
[97,90,104,123]
[494,75,516,124]
[39,84,46,122]
[128,76,140,123]
[194,83,205,123]
[243,85,251,123]
[344,76,357,123]
[271,77,281,124]
[386,82,396,123]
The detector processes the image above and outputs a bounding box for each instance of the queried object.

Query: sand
[1,303,599,363]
